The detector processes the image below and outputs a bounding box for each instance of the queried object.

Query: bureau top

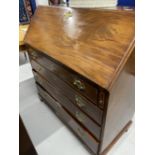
[25,6,135,91]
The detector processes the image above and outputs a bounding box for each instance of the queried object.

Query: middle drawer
[31,60,103,125]
[32,69,101,140]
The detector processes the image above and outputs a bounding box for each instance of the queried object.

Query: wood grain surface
[25,6,135,91]
[37,85,99,154]
[31,60,101,140]
[28,49,99,104]
[100,51,135,153]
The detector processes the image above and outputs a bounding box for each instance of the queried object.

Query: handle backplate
[73,79,85,90]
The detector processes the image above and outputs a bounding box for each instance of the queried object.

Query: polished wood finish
[26,6,134,155]
[29,49,99,104]
[37,85,99,154]
[33,69,103,125]
[25,6,134,91]
[100,52,135,153]
[32,67,101,140]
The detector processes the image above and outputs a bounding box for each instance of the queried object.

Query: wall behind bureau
[70,0,117,8]
[35,0,48,6]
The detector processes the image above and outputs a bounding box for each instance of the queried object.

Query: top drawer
[28,48,99,104]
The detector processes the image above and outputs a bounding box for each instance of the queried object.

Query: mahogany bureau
[25,6,135,155]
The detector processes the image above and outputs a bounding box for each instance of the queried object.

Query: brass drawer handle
[29,50,37,58]
[75,95,85,108]
[73,79,85,90]
[77,128,85,138]
[37,67,42,72]
[75,111,86,123]
[31,55,38,60]
[55,101,62,108]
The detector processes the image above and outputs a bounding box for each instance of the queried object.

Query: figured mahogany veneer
[25,6,134,91]
[25,6,135,155]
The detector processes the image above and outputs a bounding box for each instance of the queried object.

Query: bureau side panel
[100,51,135,153]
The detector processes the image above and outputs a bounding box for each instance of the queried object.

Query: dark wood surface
[29,49,99,104]
[25,6,135,91]
[19,116,37,155]
[28,48,134,155]
[100,51,135,153]
[31,62,101,140]
[33,69,103,125]
[37,85,99,155]
[26,6,135,155]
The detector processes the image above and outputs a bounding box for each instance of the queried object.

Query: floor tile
[19,62,33,83]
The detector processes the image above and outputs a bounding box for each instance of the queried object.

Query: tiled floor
[19,62,135,155]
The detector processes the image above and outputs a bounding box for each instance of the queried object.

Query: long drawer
[31,60,103,125]
[28,48,99,104]
[34,70,101,140]
[37,85,99,155]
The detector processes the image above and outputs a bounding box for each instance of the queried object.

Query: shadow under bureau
[25,6,135,155]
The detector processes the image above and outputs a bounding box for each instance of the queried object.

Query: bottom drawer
[37,85,99,155]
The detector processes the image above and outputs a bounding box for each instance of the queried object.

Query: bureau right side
[100,50,135,154]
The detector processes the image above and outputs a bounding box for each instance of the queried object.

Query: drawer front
[37,85,99,154]
[28,49,99,104]
[31,60,103,125]
[34,70,101,140]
